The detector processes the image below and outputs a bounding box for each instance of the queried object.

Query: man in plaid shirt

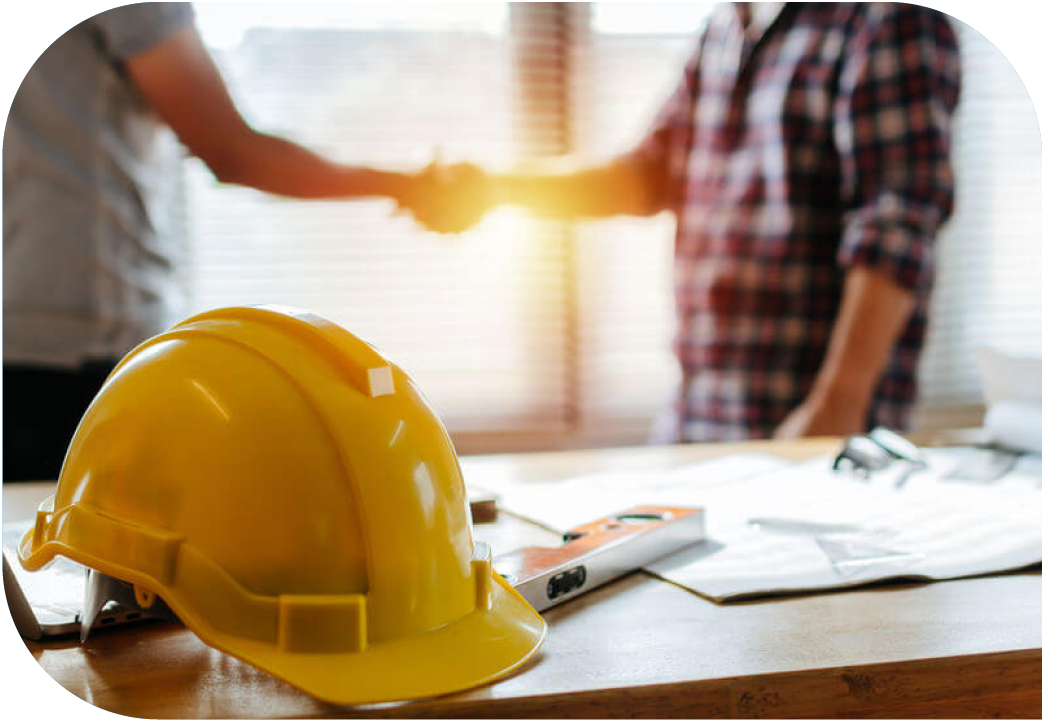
[408,3,960,441]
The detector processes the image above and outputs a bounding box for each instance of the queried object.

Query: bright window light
[194,2,508,48]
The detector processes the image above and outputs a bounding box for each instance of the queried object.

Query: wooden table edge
[333,647,1042,719]
[13,436,1042,718]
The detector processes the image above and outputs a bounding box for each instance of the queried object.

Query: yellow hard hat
[18,306,546,704]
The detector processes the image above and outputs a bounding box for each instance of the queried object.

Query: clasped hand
[397,161,495,234]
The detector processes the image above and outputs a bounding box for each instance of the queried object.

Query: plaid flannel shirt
[637,2,960,442]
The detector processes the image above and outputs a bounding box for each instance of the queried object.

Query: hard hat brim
[21,520,546,706]
[214,573,547,706]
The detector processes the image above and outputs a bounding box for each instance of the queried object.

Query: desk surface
[7,439,1042,718]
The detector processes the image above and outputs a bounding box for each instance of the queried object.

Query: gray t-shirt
[3,2,195,367]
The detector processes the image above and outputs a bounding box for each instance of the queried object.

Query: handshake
[394,161,499,235]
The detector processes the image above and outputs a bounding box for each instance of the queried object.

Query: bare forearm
[775,265,916,438]
[491,155,659,220]
[123,27,411,203]
[812,266,916,416]
[208,129,411,201]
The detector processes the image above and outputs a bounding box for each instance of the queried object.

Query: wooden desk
[7,439,1042,718]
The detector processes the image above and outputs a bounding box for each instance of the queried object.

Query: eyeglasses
[833,428,927,487]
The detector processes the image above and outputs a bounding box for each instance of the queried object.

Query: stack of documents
[473,450,1042,601]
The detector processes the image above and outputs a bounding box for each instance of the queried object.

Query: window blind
[913,19,1042,429]
[185,4,574,441]
[571,5,716,440]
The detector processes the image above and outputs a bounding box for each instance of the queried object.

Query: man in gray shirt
[4,3,473,481]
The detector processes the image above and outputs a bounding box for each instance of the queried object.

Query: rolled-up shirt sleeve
[94,1,196,60]
[833,4,960,292]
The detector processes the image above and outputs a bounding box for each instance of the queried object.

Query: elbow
[629,184,669,218]
[193,127,257,186]
[202,151,246,186]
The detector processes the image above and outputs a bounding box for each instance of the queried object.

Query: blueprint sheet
[472,450,1042,601]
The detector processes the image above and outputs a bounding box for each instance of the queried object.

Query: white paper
[471,452,790,532]
[479,449,1042,601]
[985,401,1042,454]
[978,347,1042,405]
[977,348,1042,452]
